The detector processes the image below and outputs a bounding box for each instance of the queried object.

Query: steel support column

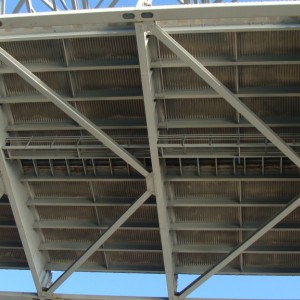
[0,108,51,295]
[177,193,300,299]
[0,47,149,178]
[148,23,300,169]
[135,23,177,300]
[46,190,151,293]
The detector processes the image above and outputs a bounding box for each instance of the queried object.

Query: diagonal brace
[149,23,300,169]
[0,47,149,178]
[46,190,152,293]
[177,193,300,299]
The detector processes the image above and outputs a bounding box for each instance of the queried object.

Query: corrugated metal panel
[96,206,157,224]
[36,206,97,221]
[91,181,146,198]
[10,103,70,123]
[73,69,141,92]
[171,182,238,198]
[29,182,91,197]
[4,72,71,96]
[107,252,163,266]
[10,100,145,124]
[243,207,300,224]
[0,40,64,64]
[76,100,145,120]
[174,207,239,223]
[160,128,237,135]
[242,207,279,223]
[161,98,235,120]
[0,249,27,264]
[158,67,235,91]
[241,181,300,200]
[0,228,20,242]
[0,205,14,222]
[239,65,300,88]
[244,253,300,268]
[67,36,138,62]
[176,231,239,246]
[48,250,105,265]
[43,229,100,243]
[106,229,161,245]
[242,97,300,118]
[158,33,235,59]
[176,253,239,267]
[253,231,300,247]
[238,31,300,56]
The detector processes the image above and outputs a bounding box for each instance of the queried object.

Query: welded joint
[146,172,155,195]
[40,270,52,289]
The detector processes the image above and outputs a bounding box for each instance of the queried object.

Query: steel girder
[0,108,51,295]
[135,23,176,300]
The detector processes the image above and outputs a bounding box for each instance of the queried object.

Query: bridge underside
[0,2,300,299]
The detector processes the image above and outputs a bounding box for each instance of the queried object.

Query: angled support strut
[47,190,151,293]
[177,193,300,299]
[148,23,300,169]
[0,47,150,178]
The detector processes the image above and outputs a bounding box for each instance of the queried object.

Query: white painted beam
[0,108,51,294]
[135,23,176,300]
[2,2,300,28]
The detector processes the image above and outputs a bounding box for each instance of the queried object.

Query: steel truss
[0,2,300,300]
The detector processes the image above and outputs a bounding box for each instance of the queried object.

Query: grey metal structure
[0,1,300,300]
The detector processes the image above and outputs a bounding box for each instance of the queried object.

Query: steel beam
[34,220,158,230]
[149,24,300,169]
[2,56,300,75]
[136,23,177,300]
[2,3,300,28]
[0,108,51,294]
[27,196,155,207]
[46,190,151,293]
[40,241,161,252]
[5,117,300,132]
[0,47,149,178]
[0,292,168,300]
[40,241,300,255]
[2,88,300,104]
[177,193,300,299]
[0,24,300,44]
[27,196,289,208]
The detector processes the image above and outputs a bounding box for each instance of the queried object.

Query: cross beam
[148,23,300,169]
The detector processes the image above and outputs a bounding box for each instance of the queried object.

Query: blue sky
[1,0,300,299]
[1,270,300,298]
